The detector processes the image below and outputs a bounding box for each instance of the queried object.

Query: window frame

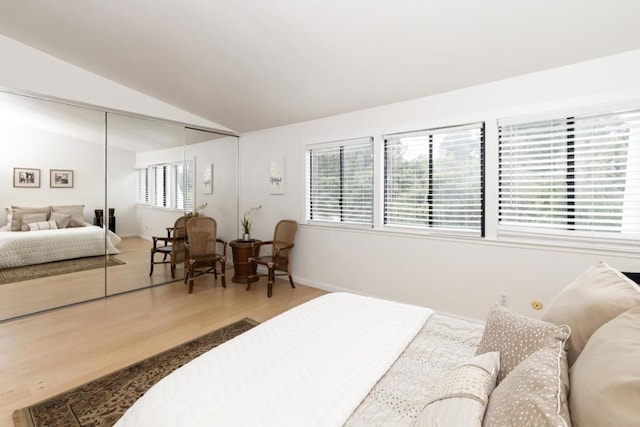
[497,106,640,251]
[382,122,485,237]
[136,159,194,211]
[305,137,374,227]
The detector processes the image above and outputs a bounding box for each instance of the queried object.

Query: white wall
[240,49,640,320]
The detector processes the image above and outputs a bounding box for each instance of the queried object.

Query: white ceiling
[1,1,640,133]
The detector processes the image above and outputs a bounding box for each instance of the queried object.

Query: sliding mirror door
[0,92,107,320]
[105,113,186,294]
[184,128,239,244]
[0,90,238,319]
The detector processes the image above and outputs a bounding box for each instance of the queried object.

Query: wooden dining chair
[149,213,192,279]
[247,220,298,297]
[185,216,227,293]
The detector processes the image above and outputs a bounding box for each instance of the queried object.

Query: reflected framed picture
[203,163,213,194]
[50,169,74,188]
[13,167,40,188]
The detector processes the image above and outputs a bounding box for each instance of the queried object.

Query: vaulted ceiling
[1,1,640,133]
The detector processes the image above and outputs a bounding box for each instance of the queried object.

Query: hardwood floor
[0,237,327,426]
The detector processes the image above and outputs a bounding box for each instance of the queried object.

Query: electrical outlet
[499,292,508,306]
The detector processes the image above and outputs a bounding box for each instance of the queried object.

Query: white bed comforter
[0,225,121,268]
[116,292,433,427]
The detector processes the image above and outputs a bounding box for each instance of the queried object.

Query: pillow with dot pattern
[476,303,570,384]
[483,343,571,426]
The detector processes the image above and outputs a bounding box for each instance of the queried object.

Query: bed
[115,262,640,427]
[1,205,121,269]
[0,225,121,269]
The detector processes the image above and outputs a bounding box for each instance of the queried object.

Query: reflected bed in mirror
[0,90,238,322]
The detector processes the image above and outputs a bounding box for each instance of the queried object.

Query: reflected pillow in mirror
[20,213,48,231]
[50,212,72,229]
[51,205,85,227]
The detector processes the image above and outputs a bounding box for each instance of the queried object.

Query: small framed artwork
[13,168,41,188]
[269,157,285,195]
[50,169,74,188]
[203,163,213,194]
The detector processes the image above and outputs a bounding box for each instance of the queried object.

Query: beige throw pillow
[51,205,85,227]
[20,213,48,231]
[10,206,51,231]
[541,261,640,366]
[50,212,72,229]
[414,352,500,427]
[569,305,640,427]
[483,344,571,427]
[476,304,570,384]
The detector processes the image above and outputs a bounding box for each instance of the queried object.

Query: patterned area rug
[0,256,125,285]
[12,318,259,427]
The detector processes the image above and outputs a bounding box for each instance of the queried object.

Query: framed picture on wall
[13,167,41,188]
[269,157,285,194]
[50,169,74,188]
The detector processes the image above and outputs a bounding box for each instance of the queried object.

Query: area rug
[0,256,125,285]
[13,318,259,427]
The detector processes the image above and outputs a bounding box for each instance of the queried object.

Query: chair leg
[267,268,274,298]
[149,253,154,276]
[220,260,226,288]
[288,274,296,288]
[188,262,195,294]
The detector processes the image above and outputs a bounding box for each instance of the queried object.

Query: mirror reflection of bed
[0,90,238,322]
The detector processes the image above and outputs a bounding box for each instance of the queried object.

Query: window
[384,123,485,236]
[173,161,194,211]
[498,108,640,245]
[136,167,149,204]
[137,160,194,210]
[305,137,374,226]
[152,164,169,208]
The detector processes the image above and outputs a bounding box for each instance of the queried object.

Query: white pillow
[28,220,58,231]
[414,352,500,427]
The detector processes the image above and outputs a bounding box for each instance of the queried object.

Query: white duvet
[0,225,121,268]
[116,292,433,427]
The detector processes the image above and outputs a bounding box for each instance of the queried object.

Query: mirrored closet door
[0,92,107,320]
[0,90,239,321]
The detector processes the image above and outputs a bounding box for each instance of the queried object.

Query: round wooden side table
[229,239,261,284]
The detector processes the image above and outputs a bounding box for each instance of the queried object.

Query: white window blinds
[305,137,374,225]
[172,160,194,211]
[136,167,149,204]
[498,108,640,244]
[384,123,484,236]
[152,164,168,208]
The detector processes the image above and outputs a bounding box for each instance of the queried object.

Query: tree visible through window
[384,123,485,236]
[305,137,374,225]
[498,108,640,241]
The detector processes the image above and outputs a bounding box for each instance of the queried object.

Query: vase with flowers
[241,205,262,240]
[193,202,208,216]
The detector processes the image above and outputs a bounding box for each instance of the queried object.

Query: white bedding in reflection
[0,225,121,268]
